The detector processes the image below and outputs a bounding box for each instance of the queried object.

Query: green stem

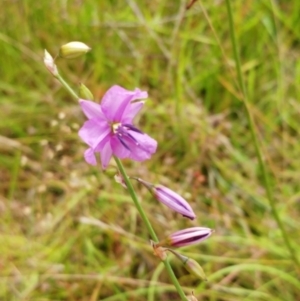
[114,157,157,241]
[225,0,299,269]
[114,157,188,301]
[55,72,79,100]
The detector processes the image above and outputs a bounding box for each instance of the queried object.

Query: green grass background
[1,0,300,300]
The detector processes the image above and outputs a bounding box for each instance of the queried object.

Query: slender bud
[167,249,207,281]
[79,83,94,100]
[184,258,207,281]
[59,41,91,59]
[44,50,58,77]
[160,227,213,248]
[135,178,196,220]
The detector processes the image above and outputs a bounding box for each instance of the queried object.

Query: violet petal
[79,99,105,120]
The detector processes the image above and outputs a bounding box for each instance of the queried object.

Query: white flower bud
[44,50,58,76]
[59,42,91,59]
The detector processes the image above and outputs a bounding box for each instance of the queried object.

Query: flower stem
[225,0,300,269]
[114,157,157,240]
[55,72,79,100]
[114,157,188,300]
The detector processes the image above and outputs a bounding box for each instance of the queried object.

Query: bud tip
[44,49,58,76]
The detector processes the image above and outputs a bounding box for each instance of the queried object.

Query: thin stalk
[55,72,79,100]
[114,157,157,241]
[114,157,188,301]
[225,0,299,268]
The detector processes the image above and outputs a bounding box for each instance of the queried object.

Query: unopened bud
[135,178,196,220]
[44,50,58,77]
[184,258,207,281]
[59,42,91,59]
[159,227,213,248]
[167,249,207,281]
[79,83,94,100]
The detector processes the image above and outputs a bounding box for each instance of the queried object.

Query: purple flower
[78,85,157,169]
[135,178,196,220]
[166,227,213,247]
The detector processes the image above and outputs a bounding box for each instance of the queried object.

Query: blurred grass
[1,0,300,300]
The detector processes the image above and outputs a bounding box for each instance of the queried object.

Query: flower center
[111,122,121,134]
[110,123,144,151]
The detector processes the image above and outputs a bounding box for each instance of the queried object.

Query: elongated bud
[160,227,213,248]
[167,249,207,281]
[184,258,207,281]
[44,50,58,77]
[59,42,91,59]
[79,83,94,100]
[135,178,196,220]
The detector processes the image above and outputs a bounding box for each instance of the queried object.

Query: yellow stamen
[112,122,121,134]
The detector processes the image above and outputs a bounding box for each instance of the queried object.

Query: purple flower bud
[154,185,196,220]
[135,178,196,220]
[166,227,213,247]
